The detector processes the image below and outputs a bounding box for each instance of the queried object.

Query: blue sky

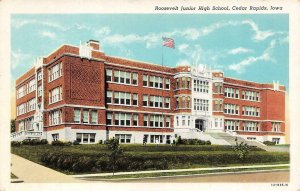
[11,14,289,89]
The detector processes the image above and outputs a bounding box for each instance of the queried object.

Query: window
[165,97,170,109]
[133,94,138,106]
[114,92,119,104]
[91,111,98,124]
[107,113,112,125]
[76,133,96,144]
[149,76,154,87]
[83,110,89,124]
[49,110,61,126]
[125,93,131,105]
[150,96,154,107]
[48,62,62,82]
[182,116,186,126]
[165,78,170,89]
[52,134,59,141]
[143,75,148,86]
[150,135,163,143]
[74,109,81,123]
[120,71,125,83]
[182,97,186,109]
[194,80,209,93]
[38,86,43,96]
[49,86,62,104]
[187,78,191,89]
[17,85,27,99]
[159,77,163,88]
[132,73,138,85]
[133,114,138,126]
[272,122,281,132]
[113,113,132,126]
[114,70,119,82]
[176,78,179,89]
[37,71,42,81]
[107,91,112,104]
[176,97,179,109]
[150,115,154,127]
[166,116,170,127]
[182,77,186,88]
[28,79,36,93]
[194,99,209,112]
[125,72,131,84]
[114,113,119,125]
[144,114,148,126]
[143,95,148,106]
[235,89,239,99]
[115,134,132,143]
[106,69,112,82]
[28,98,36,111]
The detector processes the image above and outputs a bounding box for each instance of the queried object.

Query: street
[106,170,289,183]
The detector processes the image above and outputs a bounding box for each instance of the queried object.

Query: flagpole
[161,39,164,144]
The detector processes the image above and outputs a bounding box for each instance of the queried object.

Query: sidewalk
[72,163,289,178]
[11,154,83,183]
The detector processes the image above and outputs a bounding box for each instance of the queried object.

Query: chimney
[87,40,100,51]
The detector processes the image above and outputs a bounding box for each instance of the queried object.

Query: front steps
[11,131,43,141]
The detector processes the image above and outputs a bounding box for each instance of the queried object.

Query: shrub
[263,141,276,146]
[22,139,31,145]
[51,140,65,146]
[40,139,48,145]
[30,139,41,145]
[64,141,72,146]
[206,140,211,145]
[99,140,103,144]
[73,140,80,145]
[11,141,21,147]
[72,156,94,172]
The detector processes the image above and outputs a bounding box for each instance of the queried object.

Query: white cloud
[242,20,275,41]
[12,19,67,31]
[228,40,277,73]
[178,44,189,53]
[94,26,111,37]
[176,59,191,66]
[227,47,253,55]
[11,50,32,69]
[40,31,56,39]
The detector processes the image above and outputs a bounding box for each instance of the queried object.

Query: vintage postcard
[0,0,300,191]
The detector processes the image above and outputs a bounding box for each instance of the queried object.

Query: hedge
[40,151,289,173]
[263,141,276,146]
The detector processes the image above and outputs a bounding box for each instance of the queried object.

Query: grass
[11,144,289,175]
[81,166,289,180]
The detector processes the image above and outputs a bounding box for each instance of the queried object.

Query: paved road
[11,154,83,183]
[108,170,289,183]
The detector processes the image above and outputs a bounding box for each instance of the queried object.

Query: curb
[78,169,289,181]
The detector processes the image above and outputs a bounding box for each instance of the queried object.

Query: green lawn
[11,144,289,175]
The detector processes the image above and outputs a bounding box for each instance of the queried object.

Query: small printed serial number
[271,183,288,187]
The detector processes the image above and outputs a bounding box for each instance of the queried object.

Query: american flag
[162,37,175,49]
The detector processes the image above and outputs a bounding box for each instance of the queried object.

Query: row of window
[107,91,138,106]
[17,79,36,99]
[213,82,223,94]
[73,109,98,124]
[176,96,191,109]
[194,99,209,112]
[176,116,191,127]
[224,104,239,115]
[106,69,138,85]
[272,122,281,132]
[242,90,260,101]
[17,99,36,116]
[48,62,63,82]
[193,79,209,93]
[18,117,34,131]
[213,100,223,112]
[242,106,260,117]
[143,95,170,108]
[107,112,171,128]
[225,120,261,132]
[49,86,63,104]
[224,87,239,99]
[49,110,62,126]
[143,75,170,90]
[176,77,191,90]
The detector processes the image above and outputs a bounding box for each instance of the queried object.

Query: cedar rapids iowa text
[154,6,283,11]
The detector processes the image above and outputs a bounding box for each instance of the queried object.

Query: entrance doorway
[195,119,205,131]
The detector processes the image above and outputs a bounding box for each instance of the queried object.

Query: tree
[106,137,123,176]
[233,140,250,164]
[11,119,16,133]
